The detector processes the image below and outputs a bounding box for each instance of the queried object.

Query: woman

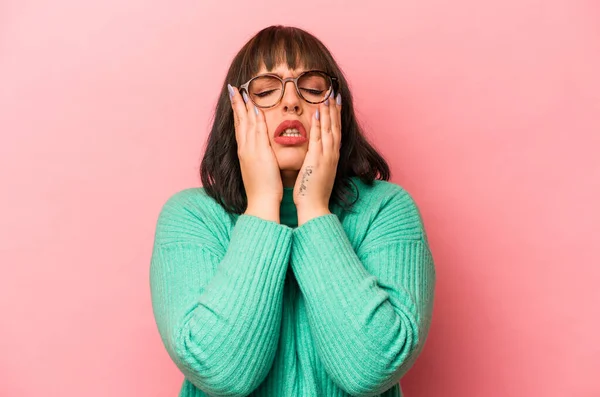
[150,25,436,397]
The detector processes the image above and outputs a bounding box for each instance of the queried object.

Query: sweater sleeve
[149,191,292,397]
[290,188,436,397]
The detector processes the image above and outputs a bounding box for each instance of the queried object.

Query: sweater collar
[280,187,298,228]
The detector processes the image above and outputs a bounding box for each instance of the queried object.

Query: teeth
[281,128,300,137]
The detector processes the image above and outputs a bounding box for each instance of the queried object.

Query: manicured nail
[324,98,329,106]
[254,106,259,116]
[242,91,249,104]
[315,109,320,120]
[336,93,342,105]
[227,84,234,99]
[330,90,335,99]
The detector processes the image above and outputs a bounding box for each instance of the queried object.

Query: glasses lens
[297,72,331,103]
[248,72,332,107]
[248,76,283,107]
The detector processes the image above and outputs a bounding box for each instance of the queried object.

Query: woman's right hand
[228,84,283,219]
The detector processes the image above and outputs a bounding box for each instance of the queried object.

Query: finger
[332,91,342,153]
[229,84,248,147]
[254,105,269,146]
[321,92,333,152]
[241,90,258,149]
[309,106,322,154]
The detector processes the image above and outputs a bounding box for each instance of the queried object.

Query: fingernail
[315,109,320,120]
[324,98,329,106]
[254,106,259,116]
[336,93,342,105]
[330,90,335,99]
[227,84,234,99]
[242,91,249,104]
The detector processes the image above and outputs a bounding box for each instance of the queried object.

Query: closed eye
[301,88,325,95]
[254,90,278,97]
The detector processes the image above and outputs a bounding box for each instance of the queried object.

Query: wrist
[297,206,331,226]
[245,201,281,224]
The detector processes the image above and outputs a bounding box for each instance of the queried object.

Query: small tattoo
[299,167,314,196]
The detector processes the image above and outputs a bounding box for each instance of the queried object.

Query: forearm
[151,215,293,396]
[291,214,435,396]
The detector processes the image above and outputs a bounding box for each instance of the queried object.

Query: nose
[281,80,302,114]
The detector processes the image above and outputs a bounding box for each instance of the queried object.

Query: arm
[291,189,436,397]
[149,192,292,397]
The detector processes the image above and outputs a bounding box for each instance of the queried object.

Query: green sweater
[149,177,436,397]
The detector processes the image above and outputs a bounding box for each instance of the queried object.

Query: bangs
[240,26,334,77]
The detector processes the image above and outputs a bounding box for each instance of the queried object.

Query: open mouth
[274,120,307,139]
[273,119,308,145]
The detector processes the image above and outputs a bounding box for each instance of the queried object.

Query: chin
[275,154,305,171]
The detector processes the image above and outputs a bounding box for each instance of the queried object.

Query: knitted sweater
[149,176,436,397]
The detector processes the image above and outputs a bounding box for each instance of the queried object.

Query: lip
[273,120,308,145]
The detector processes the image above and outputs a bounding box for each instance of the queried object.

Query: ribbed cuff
[202,214,293,317]
[231,214,292,256]
[291,214,370,300]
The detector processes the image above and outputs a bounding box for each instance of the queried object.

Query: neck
[281,170,299,188]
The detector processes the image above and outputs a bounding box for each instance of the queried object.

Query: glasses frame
[239,70,339,109]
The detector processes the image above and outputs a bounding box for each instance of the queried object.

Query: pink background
[1,0,598,396]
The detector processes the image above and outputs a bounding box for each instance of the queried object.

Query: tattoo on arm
[299,167,314,196]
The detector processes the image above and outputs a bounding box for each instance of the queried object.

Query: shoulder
[153,187,233,247]
[157,187,225,219]
[159,186,216,211]
[352,177,421,215]
[349,177,427,241]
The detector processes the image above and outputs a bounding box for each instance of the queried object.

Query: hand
[293,90,342,225]
[228,84,283,220]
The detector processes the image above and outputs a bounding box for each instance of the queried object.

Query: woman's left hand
[294,91,342,225]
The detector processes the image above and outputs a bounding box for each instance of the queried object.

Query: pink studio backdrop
[1,0,598,396]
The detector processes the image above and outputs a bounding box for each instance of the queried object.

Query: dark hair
[200,25,390,214]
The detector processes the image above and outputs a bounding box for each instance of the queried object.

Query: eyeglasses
[239,70,339,108]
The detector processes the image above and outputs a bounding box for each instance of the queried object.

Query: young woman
[150,25,436,397]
